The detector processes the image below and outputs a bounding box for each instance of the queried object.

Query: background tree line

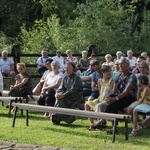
[0,0,150,54]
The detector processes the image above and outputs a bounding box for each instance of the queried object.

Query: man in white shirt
[0,50,16,84]
[52,50,65,73]
[36,49,51,76]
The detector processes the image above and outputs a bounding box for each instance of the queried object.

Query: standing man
[52,49,65,73]
[0,50,16,84]
[36,49,51,76]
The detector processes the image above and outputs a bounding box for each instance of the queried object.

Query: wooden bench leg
[26,110,29,126]
[125,119,129,140]
[19,100,23,116]
[112,119,117,143]
[12,106,18,127]
[0,100,4,106]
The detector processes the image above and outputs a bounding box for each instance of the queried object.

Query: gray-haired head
[1,50,8,55]
[120,57,130,64]
[51,60,60,68]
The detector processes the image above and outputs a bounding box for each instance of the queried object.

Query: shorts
[88,91,99,100]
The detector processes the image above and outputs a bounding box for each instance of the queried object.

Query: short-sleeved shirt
[46,72,64,90]
[65,57,78,65]
[80,69,94,88]
[92,71,103,84]
[126,57,136,68]
[79,58,90,68]
[15,72,32,94]
[0,58,14,71]
[115,72,137,98]
[52,56,65,71]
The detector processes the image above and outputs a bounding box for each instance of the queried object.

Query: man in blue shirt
[88,60,103,101]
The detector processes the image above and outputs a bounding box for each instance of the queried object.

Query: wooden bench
[0,97,24,117]
[12,103,131,143]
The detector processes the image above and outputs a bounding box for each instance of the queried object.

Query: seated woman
[9,62,32,100]
[78,51,90,72]
[102,54,114,69]
[65,49,78,65]
[85,65,114,130]
[129,75,150,136]
[52,62,83,125]
[32,58,53,95]
[37,61,63,117]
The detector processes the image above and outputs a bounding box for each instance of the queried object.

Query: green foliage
[0,0,42,37]
[0,33,14,52]
[1,0,150,54]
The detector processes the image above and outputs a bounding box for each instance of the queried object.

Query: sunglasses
[17,68,23,70]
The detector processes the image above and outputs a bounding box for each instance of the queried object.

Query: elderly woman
[102,54,114,69]
[65,49,78,65]
[126,50,136,69]
[38,61,63,117]
[78,51,90,72]
[9,63,32,98]
[52,62,83,125]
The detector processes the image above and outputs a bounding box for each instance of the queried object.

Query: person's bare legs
[138,117,150,128]
[129,109,138,136]
[84,102,94,126]
[32,82,42,95]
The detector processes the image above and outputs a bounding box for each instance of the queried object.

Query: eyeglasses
[67,52,71,54]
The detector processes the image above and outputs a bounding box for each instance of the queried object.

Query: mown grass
[0,104,149,150]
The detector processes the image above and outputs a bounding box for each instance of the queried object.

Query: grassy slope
[0,105,149,150]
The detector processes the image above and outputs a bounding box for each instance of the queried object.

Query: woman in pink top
[65,49,78,65]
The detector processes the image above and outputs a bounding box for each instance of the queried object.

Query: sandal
[88,126,97,131]
[129,129,137,137]
[91,121,107,130]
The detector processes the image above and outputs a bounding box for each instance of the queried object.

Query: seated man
[0,50,16,84]
[80,61,95,98]
[36,49,51,76]
[52,49,65,73]
[88,60,103,101]
[91,57,137,130]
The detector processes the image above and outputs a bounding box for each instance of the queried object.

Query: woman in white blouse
[38,61,64,117]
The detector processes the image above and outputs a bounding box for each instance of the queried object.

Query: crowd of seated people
[1,48,150,136]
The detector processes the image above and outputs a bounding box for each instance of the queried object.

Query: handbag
[43,89,55,98]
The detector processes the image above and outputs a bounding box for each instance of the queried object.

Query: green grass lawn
[0,104,149,150]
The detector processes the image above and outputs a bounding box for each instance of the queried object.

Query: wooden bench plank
[12,103,131,143]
